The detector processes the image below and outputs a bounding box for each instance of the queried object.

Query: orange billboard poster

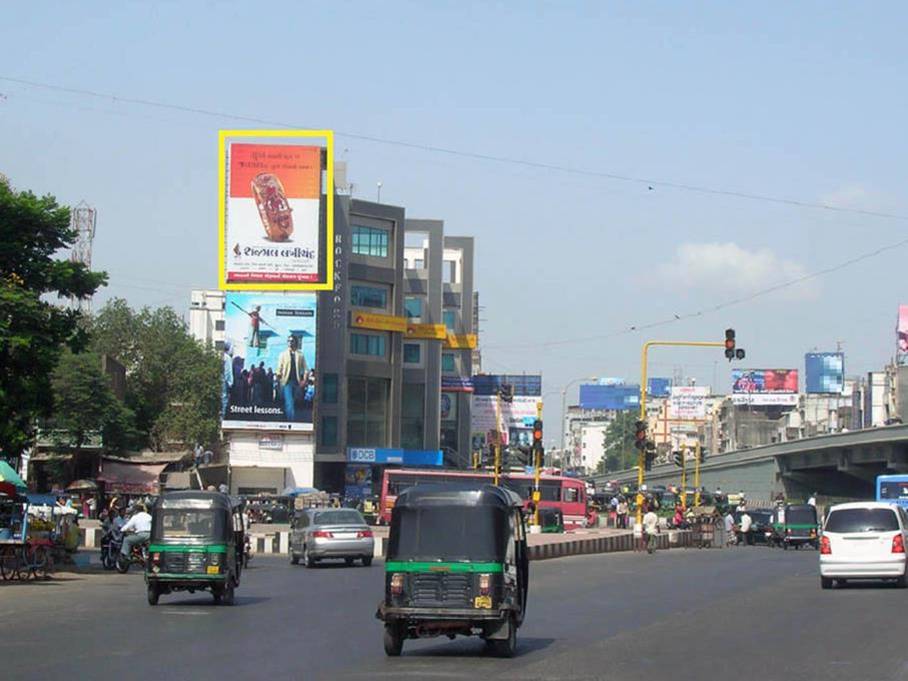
[225,142,324,285]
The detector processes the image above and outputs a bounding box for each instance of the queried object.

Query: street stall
[689,506,721,549]
[0,481,54,580]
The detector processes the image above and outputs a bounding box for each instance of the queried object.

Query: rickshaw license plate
[473,595,492,609]
[206,566,219,575]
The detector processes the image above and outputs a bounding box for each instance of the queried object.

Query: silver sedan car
[290,508,374,568]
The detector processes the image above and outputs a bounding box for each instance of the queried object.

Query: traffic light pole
[638,339,725,526]
[694,441,702,507]
[493,392,503,486]
[680,445,687,510]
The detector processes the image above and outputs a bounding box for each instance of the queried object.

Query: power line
[3,74,908,223]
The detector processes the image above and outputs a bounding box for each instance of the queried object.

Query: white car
[819,501,908,589]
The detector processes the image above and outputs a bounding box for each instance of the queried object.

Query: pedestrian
[724,510,736,545]
[739,510,753,546]
[807,492,817,507]
[643,503,659,554]
[616,497,628,530]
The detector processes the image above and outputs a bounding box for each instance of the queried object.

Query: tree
[50,350,137,453]
[601,411,640,473]
[0,182,106,458]
[89,299,221,450]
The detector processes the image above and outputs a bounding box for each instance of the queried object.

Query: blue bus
[876,474,908,509]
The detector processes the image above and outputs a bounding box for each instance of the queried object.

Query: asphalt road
[2,546,906,681]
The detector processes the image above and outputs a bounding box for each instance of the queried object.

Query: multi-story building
[188,289,225,350]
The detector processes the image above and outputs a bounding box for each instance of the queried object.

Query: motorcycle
[115,534,149,573]
[100,530,122,570]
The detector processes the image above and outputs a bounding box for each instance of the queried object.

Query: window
[443,260,456,283]
[442,352,456,373]
[404,297,423,319]
[215,319,225,331]
[347,377,390,446]
[825,508,898,533]
[403,343,421,365]
[214,340,225,352]
[401,383,425,450]
[414,258,425,269]
[350,285,388,309]
[443,309,456,331]
[321,415,338,446]
[351,225,389,258]
[322,374,338,404]
[350,333,386,358]
[563,487,580,503]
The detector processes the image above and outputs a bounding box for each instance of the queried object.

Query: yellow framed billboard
[218,129,334,291]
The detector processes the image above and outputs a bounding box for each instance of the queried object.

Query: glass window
[403,343,421,364]
[443,260,456,283]
[442,352,456,373]
[350,333,386,358]
[401,383,425,450]
[443,309,456,331]
[351,225,389,258]
[350,285,388,309]
[825,508,899,533]
[321,415,337,446]
[347,377,390,447]
[404,297,422,319]
[414,258,425,269]
[563,487,580,503]
[215,320,225,331]
[322,374,338,404]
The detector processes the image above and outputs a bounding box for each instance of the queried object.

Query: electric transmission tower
[69,201,97,315]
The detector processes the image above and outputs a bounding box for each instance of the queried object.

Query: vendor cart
[689,505,719,549]
[0,483,55,580]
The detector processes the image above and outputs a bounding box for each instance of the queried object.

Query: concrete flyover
[591,424,908,504]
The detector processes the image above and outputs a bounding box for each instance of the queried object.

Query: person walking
[616,497,628,529]
[643,504,660,554]
[739,509,753,546]
[724,510,736,545]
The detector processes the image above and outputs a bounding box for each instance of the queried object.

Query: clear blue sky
[2,2,906,429]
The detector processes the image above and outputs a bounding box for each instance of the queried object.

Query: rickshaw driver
[120,504,152,557]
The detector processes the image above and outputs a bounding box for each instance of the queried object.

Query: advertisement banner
[731,369,798,394]
[222,292,317,431]
[344,464,372,501]
[670,386,709,419]
[444,333,478,349]
[406,323,448,340]
[471,395,538,446]
[805,352,845,394]
[899,305,908,353]
[471,374,542,397]
[351,312,408,333]
[578,384,640,411]
[730,393,799,406]
[220,131,334,290]
[441,376,474,393]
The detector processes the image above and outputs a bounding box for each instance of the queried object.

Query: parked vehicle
[735,508,774,545]
[376,483,529,658]
[776,504,819,550]
[820,502,908,589]
[145,491,245,606]
[290,508,374,568]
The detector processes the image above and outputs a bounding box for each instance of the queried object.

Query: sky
[2,2,907,434]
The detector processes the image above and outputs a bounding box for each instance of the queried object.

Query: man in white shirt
[738,511,753,546]
[807,493,817,507]
[120,505,152,557]
[643,505,659,554]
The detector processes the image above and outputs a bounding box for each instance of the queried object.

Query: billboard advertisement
[222,292,317,431]
[805,352,845,394]
[670,386,709,419]
[578,384,640,411]
[472,374,542,397]
[471,395,539,447]
[731,369,798,394]
[220,131,334,290]
[899,305,908,353]
[648,377,672,398]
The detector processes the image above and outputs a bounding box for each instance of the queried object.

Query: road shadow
[403,636,555,658]
[832,579,903,589]
[156,594,272,607]
[0,574,85,587]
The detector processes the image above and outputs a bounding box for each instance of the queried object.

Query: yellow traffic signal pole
[533,401,543,527]
[493,390,503,486]
[694,441,702,507]
[680,445,687,510]
[638,340,725,526]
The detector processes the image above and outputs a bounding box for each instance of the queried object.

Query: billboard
[670,386,709,419]
[578,384,640,411]
[219,131,334,290]
[471,374,542,397]
[471,395,539,447]
[805,352,845,394]
[731,369,798,394]
[222,292,317,431]
[647,378,672,398]
[899,305,908,353]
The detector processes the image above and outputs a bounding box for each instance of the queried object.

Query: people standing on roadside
[643,504,659,554]
[724,509,735,545]
[739,510,753,546]
[616,497,628,529]
[807,492,817,507]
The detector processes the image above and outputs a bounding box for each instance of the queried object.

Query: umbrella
[66,479,99,493]
[0,460,26,493]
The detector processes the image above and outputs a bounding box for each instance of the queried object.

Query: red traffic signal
[724,328,736,359]
[532,419,543,446]
[634,420,647,450]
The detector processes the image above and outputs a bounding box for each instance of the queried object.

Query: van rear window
[825,508,899,533]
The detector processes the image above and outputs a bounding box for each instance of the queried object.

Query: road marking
[161,610,212,616]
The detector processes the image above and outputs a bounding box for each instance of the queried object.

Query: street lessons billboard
[222,292,317,431]
[805,353,845,394]
[219,130,334,290]
[731,368,799,406]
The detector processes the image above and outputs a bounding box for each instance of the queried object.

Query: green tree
[50,350,137,453]
[89,299,221,450]
[600,411,640,473]
[0,183,106,458]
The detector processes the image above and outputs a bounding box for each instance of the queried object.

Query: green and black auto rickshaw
[376,484,529,657]
[771,503,819,550]
[145,491,246,606]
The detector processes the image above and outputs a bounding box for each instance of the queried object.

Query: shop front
[344,448,443,503]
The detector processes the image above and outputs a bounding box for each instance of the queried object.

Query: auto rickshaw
[145,491,245,606]
[773,503,819,550]
[376,484,529,658]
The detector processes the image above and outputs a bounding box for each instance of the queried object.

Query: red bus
[379,468,595,530]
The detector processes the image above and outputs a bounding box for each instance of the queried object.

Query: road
[2,547,906,681]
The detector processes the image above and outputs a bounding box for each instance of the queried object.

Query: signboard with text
[670,386,709,420]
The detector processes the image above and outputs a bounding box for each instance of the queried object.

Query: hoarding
[805,352,845,394]
[471,395,539,446]
[669,386,709,419]
[899,305,908,353]
[219,131,334,290]
[222,292,317,431]
[578,384,640,411]
[648,377,672,398]
[471,374,542,397]
[730,393,799,406]
[731,369,798,394]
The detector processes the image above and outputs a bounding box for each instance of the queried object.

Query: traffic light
[644,440,656,471]
[532,420,543,449]
[673,450,683,467]
[724,328,736,360]
[634,420,647,451]
[499,384,514,403]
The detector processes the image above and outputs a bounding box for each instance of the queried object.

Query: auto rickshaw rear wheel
[487,614,517,658]
[383,623,404,656]
[362,557,373,567]
[222,578,236,605]
[147,584,159,606]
